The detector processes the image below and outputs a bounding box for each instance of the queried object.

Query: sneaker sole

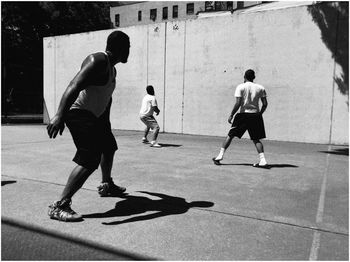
[49,216,83,222]
[253,163,270,169]
[99,189,127,197]
[212,157,221,165]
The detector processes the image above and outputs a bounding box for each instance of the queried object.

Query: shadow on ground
[219,163,298,169]
[2,218,154,260]
[1,180,17,186]
[320,148,349,156]
[158,143,182,147]
[83,191,214,225]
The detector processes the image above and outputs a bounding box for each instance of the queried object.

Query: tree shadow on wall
[308,2,349,104]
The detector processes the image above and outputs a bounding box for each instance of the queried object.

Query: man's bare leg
[101,151,114,183]
[253,139,264,153]
[60,165,94,200]
[214,136,233,161]
[48,165,93,222]
[151,125,160,143]
[98,151,126,196]
[253,139,267,166]
[143,126,150,142]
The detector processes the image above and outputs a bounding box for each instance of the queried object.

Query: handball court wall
[43,3,348,145]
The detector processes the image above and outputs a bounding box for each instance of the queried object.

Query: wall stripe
[181,22,187,134]
[163,23,167,132]
[308,145,331,260]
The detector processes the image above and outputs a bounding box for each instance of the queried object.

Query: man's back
[235,82,266,113]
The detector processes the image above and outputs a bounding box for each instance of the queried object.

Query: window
[205,1,214,11]
[215,2,225,11]
[227,1,233,10]
[163,7,168,20]
[150,8,157,21]
[186,3,194,15]
[172,5,178,18]
[115,14,120,27]
[237,1,244,9]
[138,10,142,21]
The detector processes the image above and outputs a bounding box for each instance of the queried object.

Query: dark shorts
[65,108,118,171]
[228,113,266,140]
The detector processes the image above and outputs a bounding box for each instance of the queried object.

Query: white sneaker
[150,142,161,148]
[253,162,269,168]
[142,138,149,144]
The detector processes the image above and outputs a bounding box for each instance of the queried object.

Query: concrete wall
[44,2,348,145]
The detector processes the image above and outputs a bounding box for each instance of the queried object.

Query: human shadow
[220,163,298,169]
[319,148,349,156]
[158,143,182,147]
[1,180,17,186]
[83,191,214,225]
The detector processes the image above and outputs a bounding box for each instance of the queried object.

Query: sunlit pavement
[2,125,348,260]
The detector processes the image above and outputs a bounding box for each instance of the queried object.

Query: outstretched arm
[228,97,242,124]
[102,211,165,226]
[138,191,184,202]
[47,55,104,138]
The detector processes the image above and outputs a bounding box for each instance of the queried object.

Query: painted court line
[309,145,331,260]
[3,171,348,237]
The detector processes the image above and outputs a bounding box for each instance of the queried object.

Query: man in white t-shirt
[212,69,269,168]
[139,85,161,147]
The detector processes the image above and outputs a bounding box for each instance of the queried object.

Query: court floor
[2,125,348,260]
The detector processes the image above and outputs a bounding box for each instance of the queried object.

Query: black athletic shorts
[228,113,266,140]
[65,106,118,171]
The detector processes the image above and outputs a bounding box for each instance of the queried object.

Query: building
[110,1,263,28]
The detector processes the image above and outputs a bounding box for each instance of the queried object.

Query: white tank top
[70,52,116,117]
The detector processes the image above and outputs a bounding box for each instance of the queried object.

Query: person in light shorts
[213,69,269,168]
[139,85,161,148]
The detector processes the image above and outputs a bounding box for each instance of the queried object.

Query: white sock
[150,140,156,145]
[215,148,226,160]
[259,153,267,165]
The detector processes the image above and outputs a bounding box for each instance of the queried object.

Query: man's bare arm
[153,106,160,116]
[260,97,268,114]
[47,55,103,139]
[228,97,242,123]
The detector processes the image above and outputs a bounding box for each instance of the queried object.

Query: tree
[2,2,114,115]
